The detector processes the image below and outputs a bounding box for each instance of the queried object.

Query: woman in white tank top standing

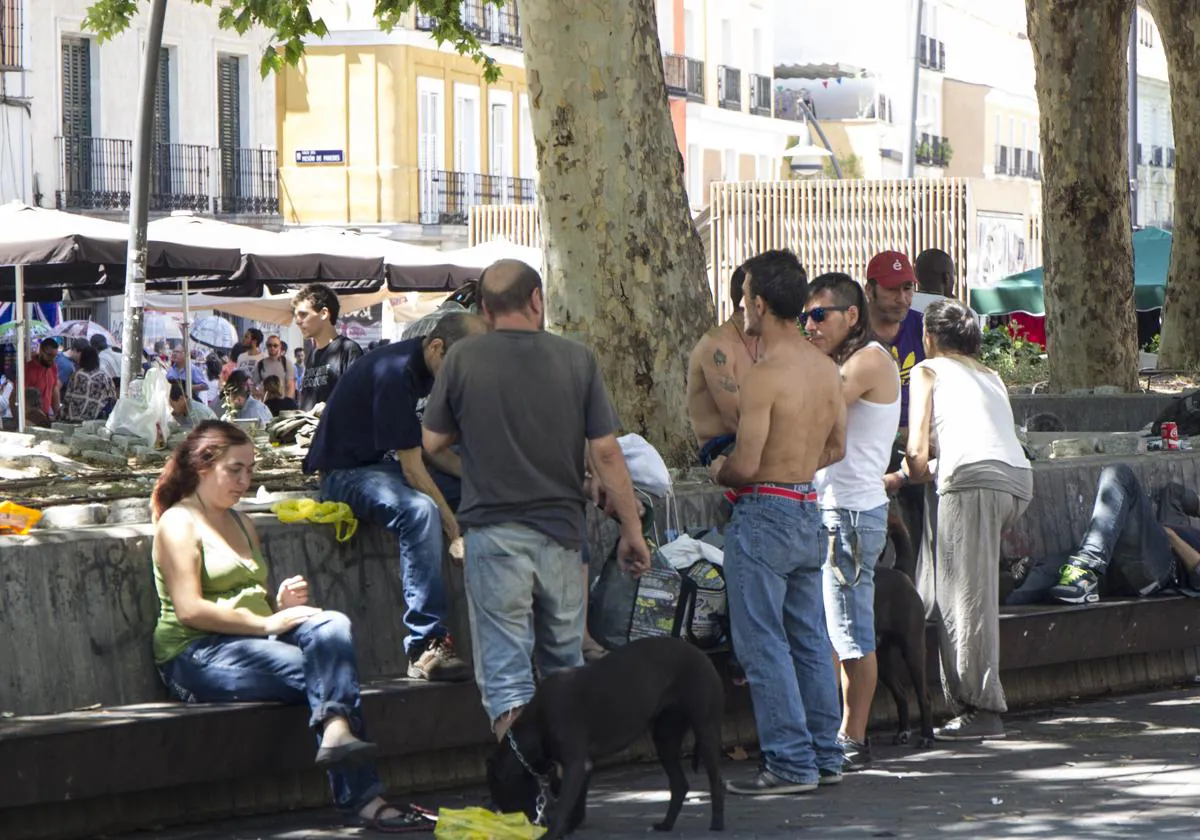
[902,298,1033,743]
[807,273,902,772]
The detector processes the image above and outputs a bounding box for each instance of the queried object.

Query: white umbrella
[190,314,240,349]
[50,319,121,346]
[141,311,183,347]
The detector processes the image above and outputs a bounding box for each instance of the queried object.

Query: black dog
[487,636,726,839]
[874,514,935,748]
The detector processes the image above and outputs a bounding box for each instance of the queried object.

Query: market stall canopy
[0,202,243,298]
[970,227,1172,316]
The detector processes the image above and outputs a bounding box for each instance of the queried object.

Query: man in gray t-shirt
[423,259,650,739]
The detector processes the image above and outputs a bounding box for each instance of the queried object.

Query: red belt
[724,484,818,505]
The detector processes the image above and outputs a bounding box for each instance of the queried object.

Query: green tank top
[152,508,274,665]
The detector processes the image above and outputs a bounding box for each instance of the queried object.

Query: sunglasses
[267,343,281,348]
[801,305,850,324]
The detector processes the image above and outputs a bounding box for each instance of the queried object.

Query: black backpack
[1151,390,1200,436]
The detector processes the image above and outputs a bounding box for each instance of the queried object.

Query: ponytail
[151,420,253,520]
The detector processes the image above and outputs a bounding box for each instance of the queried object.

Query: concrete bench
[1009,393,1176,432]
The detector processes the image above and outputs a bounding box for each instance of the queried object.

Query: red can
[1162,421,1181,450]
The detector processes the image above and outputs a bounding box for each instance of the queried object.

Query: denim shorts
[821,504,888,660]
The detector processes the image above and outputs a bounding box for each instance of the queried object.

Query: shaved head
[480,259,543,317]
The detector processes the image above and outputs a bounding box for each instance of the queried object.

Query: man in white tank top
[806,274,902,771]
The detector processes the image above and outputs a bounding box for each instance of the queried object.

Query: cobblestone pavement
[131,687,1200,840]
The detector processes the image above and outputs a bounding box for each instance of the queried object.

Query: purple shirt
[888,309,926,425]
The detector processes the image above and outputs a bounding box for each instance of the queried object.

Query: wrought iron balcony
[1150,145,1164,167]
[416,2,521,47]
[994,144,1009,175]
[418,169,536,225]
[216,147,280,216]
[717,65,742,111]
[917,133,950,167]
[56,136,278,215]
[919,36,946,71]
[749,74,773,117]
[663,54,705,102]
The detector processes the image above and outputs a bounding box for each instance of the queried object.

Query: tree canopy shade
[85,0,506,80]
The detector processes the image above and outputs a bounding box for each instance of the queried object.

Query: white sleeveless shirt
[916,355,1030,485]
[816,342,901,512]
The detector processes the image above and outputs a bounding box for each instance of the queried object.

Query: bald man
[423,259,651,740]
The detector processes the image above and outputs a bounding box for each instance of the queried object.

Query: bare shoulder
[155,507,198,553]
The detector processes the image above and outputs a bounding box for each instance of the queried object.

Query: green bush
[980,324,1048,386]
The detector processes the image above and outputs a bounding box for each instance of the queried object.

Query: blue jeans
[822,504,889,660]
[724,491,842,784]
[465,523,585,722]
[321,461,450,655]
[157,612,383,813]
[1075,464,1176,594]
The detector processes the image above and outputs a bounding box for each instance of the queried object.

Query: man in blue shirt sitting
[304,312,488,682]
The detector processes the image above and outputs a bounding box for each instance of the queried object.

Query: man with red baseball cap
[866,250,925,424]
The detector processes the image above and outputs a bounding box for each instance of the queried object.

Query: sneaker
[407,636,472,682]
[1049,562,1100,604]
[836,732,872,771]
[934,709,1005,742]
[726,769,818,796]
[818,768,843,786]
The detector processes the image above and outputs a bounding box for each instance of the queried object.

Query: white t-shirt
[237,351,267,383]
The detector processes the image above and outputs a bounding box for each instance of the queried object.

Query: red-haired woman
[151,420,429,832]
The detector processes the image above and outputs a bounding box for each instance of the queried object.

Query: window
[687,143,701,204]
[518,93,535,180]
[453,84,480,174]
[154,48,172,146]
[418,77,446,173]
[489,99,512,178]
[217,54,242,200]
[1,0,22,70]
[61,36,92,139]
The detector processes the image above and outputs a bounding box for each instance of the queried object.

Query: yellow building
[277,3,534,237]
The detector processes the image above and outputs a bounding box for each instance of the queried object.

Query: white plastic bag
[618,433,671,497]
[105,368,173,444]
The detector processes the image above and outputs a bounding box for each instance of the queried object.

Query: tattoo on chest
[713,349,727,367]
[719,376,738,394]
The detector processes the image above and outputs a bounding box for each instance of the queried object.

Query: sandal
[315,738,379,769]
[359,801,436,834]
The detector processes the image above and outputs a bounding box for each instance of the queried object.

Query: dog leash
[505,728,552,827]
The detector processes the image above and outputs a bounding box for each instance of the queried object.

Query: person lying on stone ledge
[150,420,431,833]
[1014,464,1200,605]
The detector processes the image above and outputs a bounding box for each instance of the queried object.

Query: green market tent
[970,226,1172,316]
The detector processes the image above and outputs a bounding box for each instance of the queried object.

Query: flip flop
[315,739,379,769]
[358,802,436,834]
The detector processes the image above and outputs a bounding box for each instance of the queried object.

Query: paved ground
[130,687,1200,840]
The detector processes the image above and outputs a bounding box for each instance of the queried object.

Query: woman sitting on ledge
[151,420,430,833]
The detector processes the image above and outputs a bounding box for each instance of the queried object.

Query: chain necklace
[733,317,760,363]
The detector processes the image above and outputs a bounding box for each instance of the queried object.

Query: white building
[0,0,277,218]
[657,0,799,208]
[1134,4,1174,229]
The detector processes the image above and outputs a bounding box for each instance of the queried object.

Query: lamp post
[119,0,168,397]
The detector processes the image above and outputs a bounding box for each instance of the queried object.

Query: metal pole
[182,277,192,403]
[14,264,25,433]
[1128,11,1139,227]
[906,0,926,178]
[796,98,844,179]
[119,0,168,397]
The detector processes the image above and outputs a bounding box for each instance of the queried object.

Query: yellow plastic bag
[0,501,42,535]
[271,499,358,542]
[434,807,546,840]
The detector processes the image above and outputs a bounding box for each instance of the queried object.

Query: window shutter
[217,55,242,200]
[154,48,171,145]
[61,37,92,139]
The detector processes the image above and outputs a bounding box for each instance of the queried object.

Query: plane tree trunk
[520,0,715,465]
[1026,0,1139,391]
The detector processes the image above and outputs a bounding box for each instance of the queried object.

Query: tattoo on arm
[719,376,738,394]
[713,349,727,367]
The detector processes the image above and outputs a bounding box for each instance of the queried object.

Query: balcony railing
[920,36,946,71]
[916,133,950,167]
[994,144,1009,175]
[717,65,742,111]
[663,54,705,102]
[1168,147,1176,169]
[421,1,521,47]
[418,169,536,225]
[56,136,277,215]
[1150,145,1164,167]
[216,147,280,216]
[749,74,773,117]
[1,0,23,70]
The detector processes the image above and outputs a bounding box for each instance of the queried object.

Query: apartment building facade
[0,0,278,218]
[278,0,533,239]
